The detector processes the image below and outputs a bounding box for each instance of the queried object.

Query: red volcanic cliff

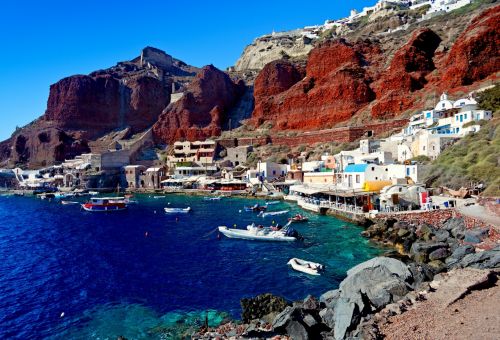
[253,60,305,98]
[439,6,500,89]
[371,28,441,119]
[252,40,375,129]
[45,73,169,138]
[153,65,245,144]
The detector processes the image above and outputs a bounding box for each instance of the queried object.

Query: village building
[123,165,146,188]
[167,140,217,168]
[143,166,168,189]
[224,145,252,166]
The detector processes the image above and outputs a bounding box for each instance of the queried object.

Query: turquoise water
[0,194,382,339]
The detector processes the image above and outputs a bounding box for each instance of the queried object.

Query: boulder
[320,289,340,309]
[427,260,446,273]
[410,241,447,263]
[272,306,297,330]
[319,308,335,329]
[442,218,465,232]
[433,228,450,243]
[241,293,289,323]
[303,314,318,328]
[303,295,320,310]
[428,247,450,261]
[457,247,500,270]
[286,321,309,340]
[464,228,489,244]
[333,257,412,340]
[449,245,475,261]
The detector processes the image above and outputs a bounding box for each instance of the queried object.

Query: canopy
[289,185,323,195]
[363,180,392,192]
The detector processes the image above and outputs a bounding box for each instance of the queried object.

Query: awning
[289,185,323,195]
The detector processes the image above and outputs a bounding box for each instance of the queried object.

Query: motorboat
[204,196,222,201]
[61,200,79,205]
[124,198,138,205]
[153,196,165,199]
[164,207,191,214]
[288,214,309,223]
[287,258,324,276]
[259,210,289,218]
[244,204,267,212]
[81,197,127,212]
[217,223,300,242]
[88,191,99,196]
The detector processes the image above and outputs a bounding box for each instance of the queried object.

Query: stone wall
[217,119,408,148]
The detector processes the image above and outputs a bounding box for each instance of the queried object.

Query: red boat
[81,197,127,212]
[288,214,308,223]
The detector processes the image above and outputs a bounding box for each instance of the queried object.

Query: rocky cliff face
[2,47,198,168]
[153,65,245,144]
[252,5,500,130]
[234,32,313,71]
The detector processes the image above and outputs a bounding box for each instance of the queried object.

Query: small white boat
[164,207,191,214]
[287,258,324,276]
[265,200,281,205]
[204,196,222,201]
[61,200,79,205]
[217,223,299,242]
[88,191,99,196]
[259,210,289,218]
[153,196,165,199]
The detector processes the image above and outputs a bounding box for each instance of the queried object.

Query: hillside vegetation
[426,86,500,196]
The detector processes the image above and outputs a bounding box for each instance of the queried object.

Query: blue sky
[0,0,372,141]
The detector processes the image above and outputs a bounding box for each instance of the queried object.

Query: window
[399,187,402,192]
[356,175,360,183]
[371,167,375,171]
[272,170,276,175]
[464,114,467,120]
[426,112,431,118]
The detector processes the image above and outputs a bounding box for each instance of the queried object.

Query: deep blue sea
[0,194,382,339]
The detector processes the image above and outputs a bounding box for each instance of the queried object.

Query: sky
[0,0,373,141]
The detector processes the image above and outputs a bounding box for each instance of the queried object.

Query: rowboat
[288,214,309,223]
[81,197,127,212]
[164,207,191,214]
[287,258,324,276]
[259,210,289,218]
[217,223,300,242]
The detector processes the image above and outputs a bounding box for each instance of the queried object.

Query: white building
[167,140,216,167]
[337,164,389,190]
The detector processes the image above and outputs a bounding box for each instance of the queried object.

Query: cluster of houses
[3,91,492,217]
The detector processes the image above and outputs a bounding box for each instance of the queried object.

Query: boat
[88,191,99,196]
[124,198,138,205]
[81,197,127,212]
[288,214,309,223]
[244,204,267,212]
[153,196,165,199]
[287,258,324,276]
[164,207,191,214]
[259,210,289,218]
[217,222,300,242]
[204,196,222,201]
[265,200,281,205]
[61,200,79,205]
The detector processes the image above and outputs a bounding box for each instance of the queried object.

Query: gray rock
[458,248,500,269]
[286,320,309,340]
[333,257,412,340]
[464,228,489,244]
[433,228,450,242]
[410,241,448,263]
[429,247,450,261]
[407,262,435,289]
[272,306,295,330]
[450,245,475,260]
[319,308,335,329]
[443,217,465,232]
[303,313,318,328]
[451,226,465,240]
[303,295,320,310]
[334,298,357,340]
[320,289,340,308]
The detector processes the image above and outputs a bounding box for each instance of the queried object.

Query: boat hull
[81,203,127,212]
[287,258,323,276]
[218,226,296,242]
[164,207,191,214]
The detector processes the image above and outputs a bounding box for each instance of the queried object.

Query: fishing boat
[217,222,300,242]
[204,196,222,201]
[259,210,289,218]
[81,197,127,212]
[288,214,309,223]
[61,200,79,205]
[287,258,324,276]
[244,204,267,212]
[164,207,191,214]
[265,200,281,205]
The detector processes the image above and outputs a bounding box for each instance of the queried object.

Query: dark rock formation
[240,293,289,323]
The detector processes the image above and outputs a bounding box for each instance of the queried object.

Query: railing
[319,201,364,214]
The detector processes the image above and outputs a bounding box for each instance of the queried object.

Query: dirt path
[379,269,500,340]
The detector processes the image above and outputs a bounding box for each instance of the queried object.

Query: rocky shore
[193,216,499,339]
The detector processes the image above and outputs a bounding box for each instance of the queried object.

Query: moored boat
[288,214,309,223]
[259,210,289,218]
[244,204,267,212]
[217,223,300,242]
[265,200,281,205]
[204,196,222,201]
[81,197,127,212]
[164,207,191,214]
[61,200,79,205]
[287,258,324,276]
